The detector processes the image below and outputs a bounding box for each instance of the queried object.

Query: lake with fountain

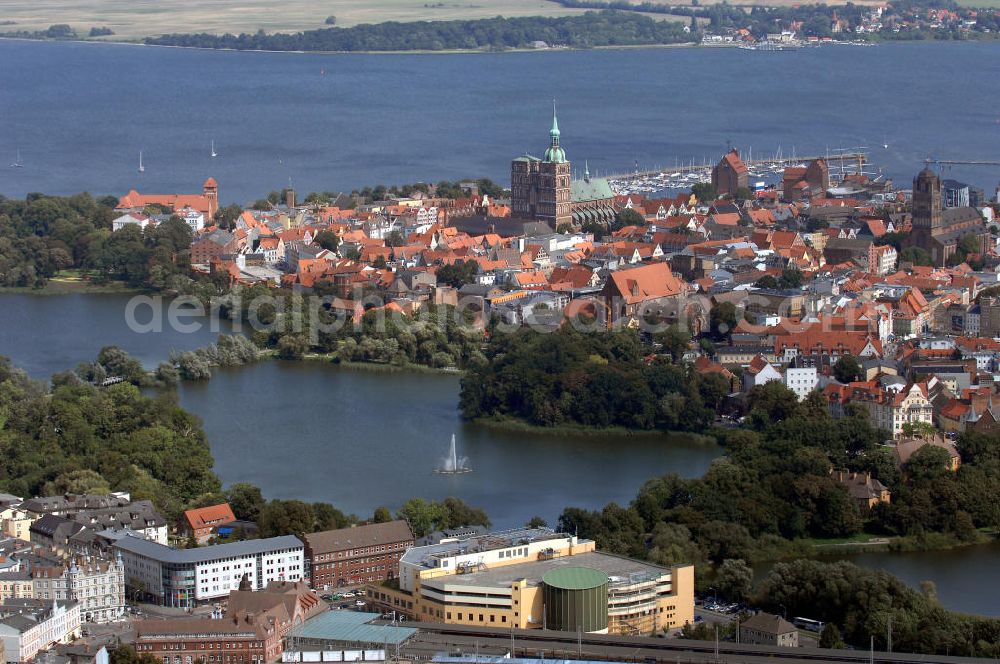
[436,434,473,475]
[1,294,999,615]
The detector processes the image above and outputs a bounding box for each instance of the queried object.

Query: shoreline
[3,33,995,57]
[0,281,145,296]
[470,414,718,440]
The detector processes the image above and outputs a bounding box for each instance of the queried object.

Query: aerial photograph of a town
[0,0,999,662]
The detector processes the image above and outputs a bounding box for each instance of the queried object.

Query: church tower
[537,103,572,229]
[912,167,943,231]
[203,176,219,220]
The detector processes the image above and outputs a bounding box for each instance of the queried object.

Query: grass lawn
[0,272,140,295]
[0,0,593,40]
[804,533,891,548]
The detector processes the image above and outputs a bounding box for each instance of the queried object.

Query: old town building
[303,520,413,590]
[711,149,748,196]
[906,167,989,266]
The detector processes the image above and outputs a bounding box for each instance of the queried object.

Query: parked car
[355,600,365,607]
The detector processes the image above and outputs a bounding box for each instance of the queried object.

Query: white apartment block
[783,366,818,401]
[0,600,81,663]
[114,536,303,609]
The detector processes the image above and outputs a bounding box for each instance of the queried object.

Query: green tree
[899,246,933,266]
[716,558,753,602]
[833,354,862,383]
[746,381,800,428]
[314,230,339,252]
[778,266,803,289]
[43,469,110,496]
[692,182,718,202]
[754,275,779,289]
[435,261,478,288]
[372,506,392,523]
[397,498,448,537]
[820,623,846,649]
[709,301,738,340]
[615,208,645,228]
[226,483,265,522]
[657,324,691,361]
[258,500,316,537]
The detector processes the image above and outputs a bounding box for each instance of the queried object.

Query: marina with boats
[607,148,876,196]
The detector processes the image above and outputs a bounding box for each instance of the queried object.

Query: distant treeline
[0,24,114,39]
[144,11,694,52]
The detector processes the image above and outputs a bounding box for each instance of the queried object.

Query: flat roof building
[303,521,413,590]
[114,536,303,609]
[367,528,693,636]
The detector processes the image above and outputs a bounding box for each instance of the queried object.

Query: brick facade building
[133,612,282,664]
[711,149,748,196]
[511,106,572,230]
[907,167,989,266]
[303,521,413,590]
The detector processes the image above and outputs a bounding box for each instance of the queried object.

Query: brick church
[510,106,615,230]
[906,167,988,266]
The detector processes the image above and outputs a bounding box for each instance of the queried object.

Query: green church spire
[543,100,567,164]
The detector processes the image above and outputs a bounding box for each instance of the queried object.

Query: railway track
[405,622,995,664]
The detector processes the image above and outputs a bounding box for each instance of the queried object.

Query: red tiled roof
[184,503,236,531]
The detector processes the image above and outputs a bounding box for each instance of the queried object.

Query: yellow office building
[366,528,694,636]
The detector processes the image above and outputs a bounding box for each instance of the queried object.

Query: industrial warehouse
[365,527,694,635]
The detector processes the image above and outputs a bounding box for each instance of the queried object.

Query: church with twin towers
[510,104,617,230]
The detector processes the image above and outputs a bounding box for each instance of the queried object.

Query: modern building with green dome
[510,106,617,231]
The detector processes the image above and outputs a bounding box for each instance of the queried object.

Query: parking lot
[318,588,372,611]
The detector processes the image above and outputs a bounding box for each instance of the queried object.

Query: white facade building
[783,366,818,401]
[176,207,205,233]
[111,213,152,232]
[399,528,579,594]
[114,536,303,608]
[0,599,80,663]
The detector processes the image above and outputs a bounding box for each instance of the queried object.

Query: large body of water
[174,361,719,527]
[755,543,1000,617]
[3,39,1000,615]
[0,292,998,615]
[2,40,1000,204]
[0,293,720,527]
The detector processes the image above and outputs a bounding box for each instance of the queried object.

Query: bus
[793,617,826,632]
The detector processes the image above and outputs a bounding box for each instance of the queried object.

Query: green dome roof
[543,103,566,163]
[544,146,567,163]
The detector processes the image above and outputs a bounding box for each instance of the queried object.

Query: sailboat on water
[138,151,145,173]
[211,140,218,158]
[435,434,473,474]
[10,149,23,168]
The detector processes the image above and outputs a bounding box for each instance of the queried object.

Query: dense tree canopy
[460,327,725,431]
[0,357,220,520]
[145,12,694,52]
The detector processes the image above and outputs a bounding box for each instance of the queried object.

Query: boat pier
[607,150,869,194]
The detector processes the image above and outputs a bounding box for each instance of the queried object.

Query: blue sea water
[1,39,999,204]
